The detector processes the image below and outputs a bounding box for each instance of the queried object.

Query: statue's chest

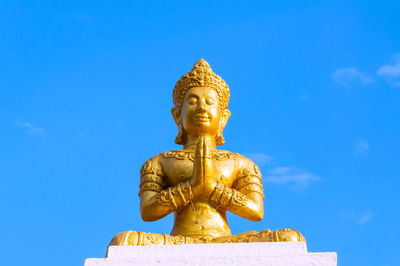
[161,156,238,186]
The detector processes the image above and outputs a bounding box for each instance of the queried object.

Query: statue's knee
[109,231,139,246]
[270,229,306,242]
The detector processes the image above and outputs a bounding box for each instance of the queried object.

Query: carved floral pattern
[161,150,239,161]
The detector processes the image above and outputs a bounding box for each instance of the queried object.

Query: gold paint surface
[108,59,306,249]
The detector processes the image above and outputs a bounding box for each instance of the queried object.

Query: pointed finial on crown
[192,58,211,72]
[173,59,230,111]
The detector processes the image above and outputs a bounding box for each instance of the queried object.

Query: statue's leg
[265,229,306,242]
[107,228,305,250]
[108,231,195,246]
[209,230,263,243]
[209,229,306,243]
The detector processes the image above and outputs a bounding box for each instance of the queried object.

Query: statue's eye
[206,97,216,105]
[187,97,197,105]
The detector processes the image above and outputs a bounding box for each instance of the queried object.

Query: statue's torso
[156,150,241,238]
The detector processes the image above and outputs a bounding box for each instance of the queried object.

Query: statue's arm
[139,157,193,221]
[208,158,264,221]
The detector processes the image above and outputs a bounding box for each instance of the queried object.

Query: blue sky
[1,1,400,265]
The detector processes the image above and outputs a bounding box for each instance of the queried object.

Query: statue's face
[180,87,222,137]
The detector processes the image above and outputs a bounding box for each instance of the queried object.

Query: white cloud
[264,166,321,190]
[355,139,369,154]
[378,62,400,76]
[358,212,374,224]
[246,153,273,166]
[343,210,374,224]
[377,56,400,87]
[14,121,44,134]
[331,67,374,87]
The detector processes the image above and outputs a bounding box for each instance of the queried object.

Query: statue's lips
[194,116,210,122]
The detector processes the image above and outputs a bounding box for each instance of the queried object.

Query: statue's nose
[196,101,206,113]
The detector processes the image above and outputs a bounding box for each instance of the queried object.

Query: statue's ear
[221,109,231,129]
[171,107,185,145]
[171,107,181,124]
[216,109,231,146]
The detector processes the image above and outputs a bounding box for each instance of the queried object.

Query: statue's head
[172,59,231,146]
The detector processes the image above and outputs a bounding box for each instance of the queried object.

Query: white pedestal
[84,242,337,266]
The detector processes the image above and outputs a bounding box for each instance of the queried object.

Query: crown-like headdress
[173,59,230,110]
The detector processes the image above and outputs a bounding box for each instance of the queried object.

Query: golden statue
[108,59,305,247]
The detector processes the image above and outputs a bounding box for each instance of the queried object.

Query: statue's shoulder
[141,153,163,164]
[140,152,172,173]
[230,153,262,176]
[139,154,163,177]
